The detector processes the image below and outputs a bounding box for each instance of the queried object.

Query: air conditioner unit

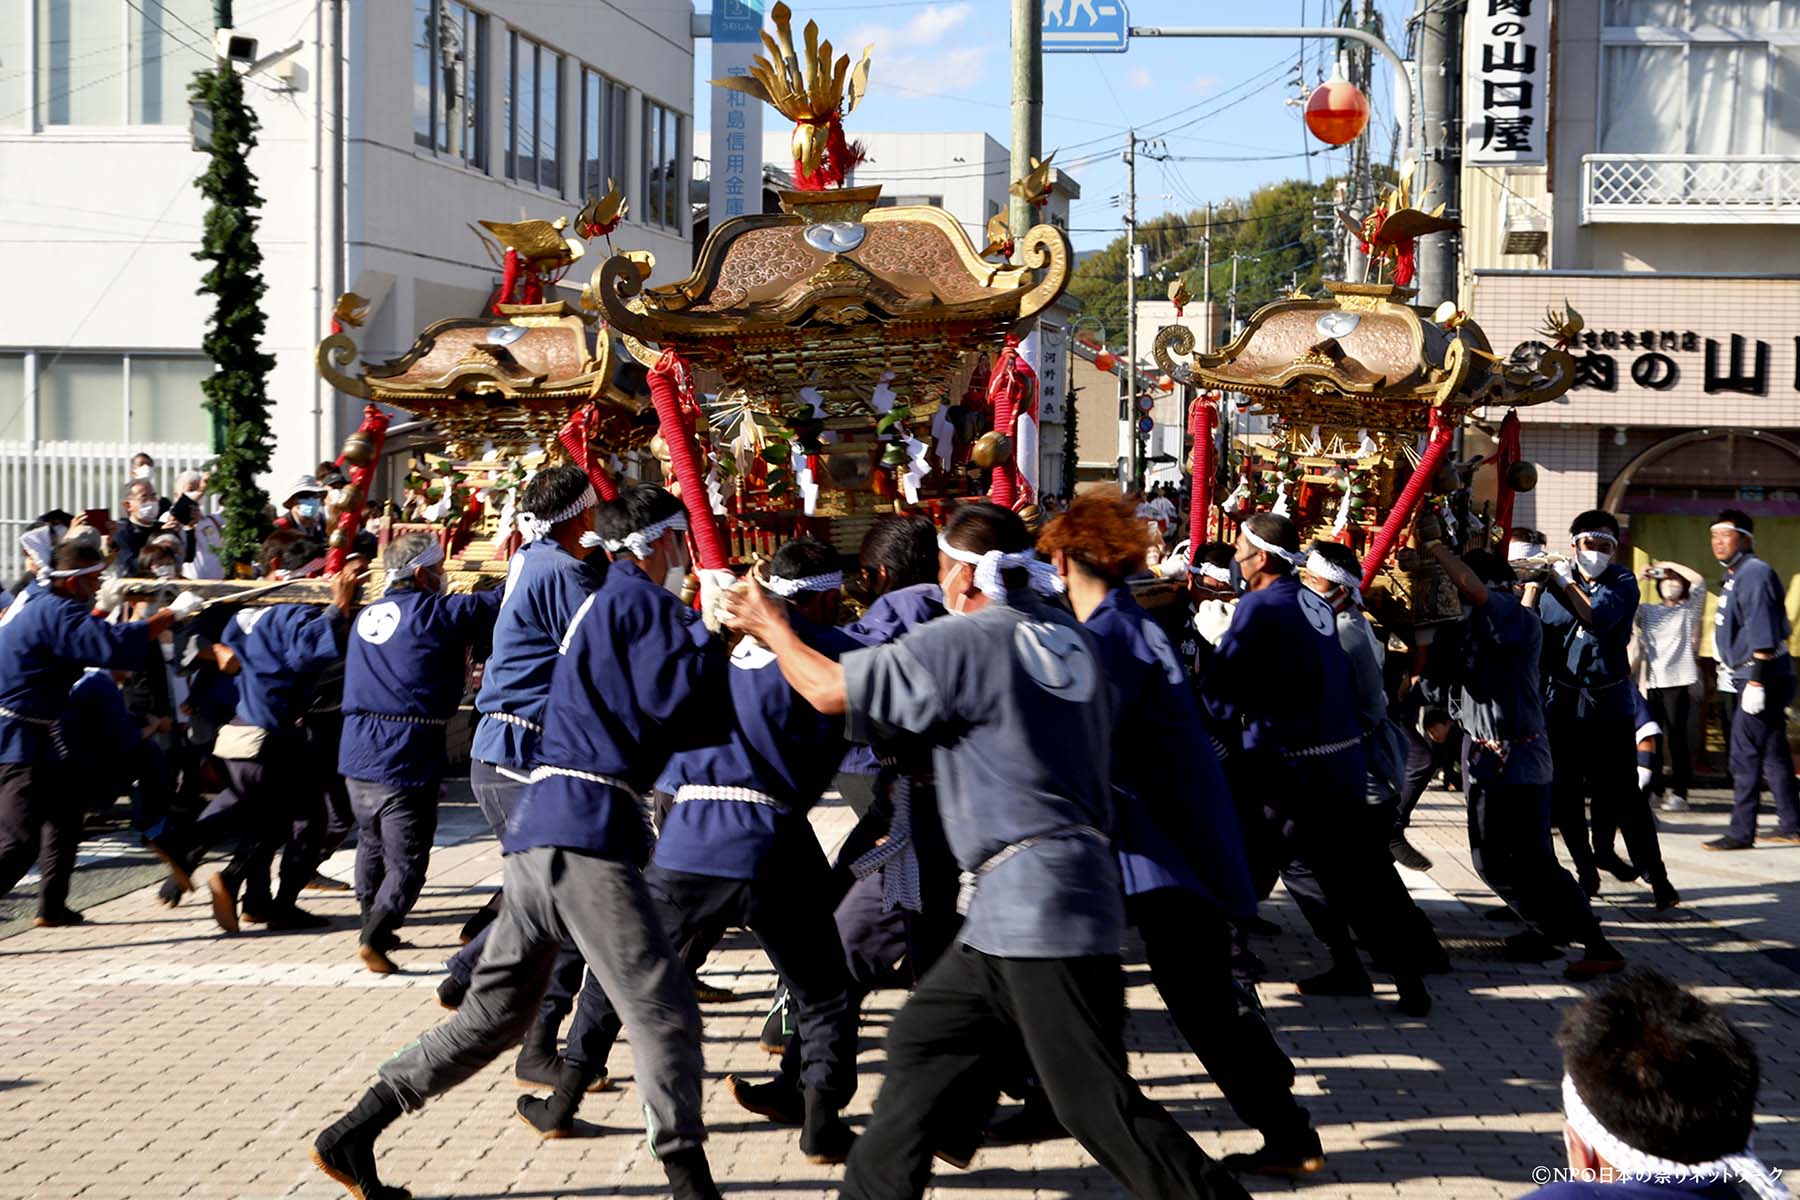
[1500,190,1548,256]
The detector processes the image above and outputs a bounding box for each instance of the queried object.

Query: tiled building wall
[1514,426,1600,540]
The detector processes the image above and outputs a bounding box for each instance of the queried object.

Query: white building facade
[0,0,694,572]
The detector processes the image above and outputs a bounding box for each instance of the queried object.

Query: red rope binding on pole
[1492,409,1522,539]
[323,403,390,575]
[1188,394,1216,544]
[646,349,728,570]
[985,336,1037,509]
[556,403,619,501]
[1360,411,1455,590]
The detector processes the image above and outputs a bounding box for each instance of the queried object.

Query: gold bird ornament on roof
[331,292,370,330]
[1335,161,1458,288]
[979,211,1015,262]
[1537,301,1584,349]
[576,181,628,240]
[709,3,872,190]
[1168,277,1191,317]
[1010,153,1056,209]
[473,215,583,271]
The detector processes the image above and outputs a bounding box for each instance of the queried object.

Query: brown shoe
[207,872,241,934]
[358,943,399,975]
[1763,829,1800,845]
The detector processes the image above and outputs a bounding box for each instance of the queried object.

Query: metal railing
[1583,154,1800,224]
[0,441,212,583]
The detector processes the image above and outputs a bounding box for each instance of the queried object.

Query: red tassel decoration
[1492,409,1522,537]
[646,350,728,570]
[985,335,1038,510]
[1188,395,1216,544]
[556,403,620,501]
[324,403,391,575]
[1359,411,1455,590]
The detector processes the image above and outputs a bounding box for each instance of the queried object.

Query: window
[579,67,628,198]
[18,0,210,127]
[413,0,487,168]
[2,351,211,444]
[1600,1,1800,156]
[875,194,944,207]
[506,30,561,192]
[641,99,684,231]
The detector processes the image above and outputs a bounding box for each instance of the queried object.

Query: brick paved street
[1,783,1795,1200]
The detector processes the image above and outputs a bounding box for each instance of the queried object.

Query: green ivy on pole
[1060,388,1078,500]
[191,61,274,571]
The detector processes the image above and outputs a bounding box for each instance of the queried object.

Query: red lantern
[1157,373,1175,391]
[1304,77,1370,146]
[1093,347,1117,374]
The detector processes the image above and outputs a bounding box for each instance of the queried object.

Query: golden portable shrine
[289,0,1071,592]
[1153,263,1579,622]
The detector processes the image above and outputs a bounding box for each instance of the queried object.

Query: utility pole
[1009,0,1044,240]
[1201,202,1213,352]
[1413,0,1461,307]
[1344,0,1376,281]
[1125,128,1140,491]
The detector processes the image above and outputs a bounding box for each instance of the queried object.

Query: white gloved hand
[1742,682,1767,716]
[1551,559,1574,587]
[168,590,206,619]
[1159,554,1190,581]
[94,577,131,615]
[1193,598,1235,647]
[696,568,738,634]
[1636,765,1653,792]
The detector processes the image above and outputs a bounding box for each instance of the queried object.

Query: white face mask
[1659,581,1685,602]
[940,563,972,615]
[136,500,159,522]
[132,465,152,480]
[1506,540,1533,562]
[659,533,690,596]
[183,488,203,501]
[1575,548,1612,578]
[153,563,177,579]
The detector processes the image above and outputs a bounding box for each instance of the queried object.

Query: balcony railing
[1583,155,1800,224]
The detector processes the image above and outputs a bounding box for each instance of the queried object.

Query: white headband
[1570,531,1619,548]
[1711,522,1755,540]
[391,538,446,576]
[518,484,599,543]
[604,511,688,560]
[19,527,53,569]
[47,562,104,580]
[937,535,1065,598]
[1193,562,1231,583]
[1305,550,1363,600]
[1562,1075,1788,1200]
[764,570,843,598]
[1244,527,1304,566]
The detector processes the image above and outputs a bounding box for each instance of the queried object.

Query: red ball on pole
[1304,79,1371,146]
[1093,347,1117,374]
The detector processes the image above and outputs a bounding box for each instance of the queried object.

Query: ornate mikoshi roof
[1153,281,1575,433]
[587,186,1071,421]
[317,301,655,450]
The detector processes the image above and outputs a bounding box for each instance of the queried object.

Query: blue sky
[693,0,1417,253]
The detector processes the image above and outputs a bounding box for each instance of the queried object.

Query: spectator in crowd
[170,470,225,580]
[115,479,171,578]
[129,451,155,484]
[1522,970,1782,1200]
[275,477,330,540]
[1632,561,1706,813]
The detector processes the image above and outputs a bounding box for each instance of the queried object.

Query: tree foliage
[192,64,276,570]
[1067,173,1363,345]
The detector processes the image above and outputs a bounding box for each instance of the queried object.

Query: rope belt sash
[0,705,57,727]
[355,712,451,727]
[1473,729,1543,770]
[528,764,643,800]
[484,711,544,734]
[958,823,1109,915]
[1282,735,1363,760]
[672,784,789,812]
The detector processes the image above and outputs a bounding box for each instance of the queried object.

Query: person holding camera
[1632,561,1706,813]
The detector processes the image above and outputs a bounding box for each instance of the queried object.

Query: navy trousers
[1465,775,1600,946]
[1549,707,1668,886]
[1727,661,1800,843]
[0,762,80,917]
[345,778,439,944]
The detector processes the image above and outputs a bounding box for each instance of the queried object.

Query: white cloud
[848,4,992,99]
[1189,74,1220,95]
[1126,67,1152,90]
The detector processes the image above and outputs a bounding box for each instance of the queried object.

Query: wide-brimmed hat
[283,476,328,506]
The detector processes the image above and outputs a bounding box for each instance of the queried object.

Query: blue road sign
[1042,0,1130,53]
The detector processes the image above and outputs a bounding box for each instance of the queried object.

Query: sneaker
[693,981,737,1004]
[305,871,351,892]
[1651,879,1681,910]
[1388,837,1433,872]
[1564,940,1627,981]
[436,975,467,1010]
[1659,794,1689,813]
[1222,1129,1326,1177]
[514,1055,611,1092]
[727,1074,803,1126]
[799,1106,858,1165]
[1763,829,1800,846]
[1296,965,1373,997]
[1502,930,1563,963]
[34,908,85,928]
[147,839,195,893]
[1704,836,1754,852]
[1593,852,1640,883]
